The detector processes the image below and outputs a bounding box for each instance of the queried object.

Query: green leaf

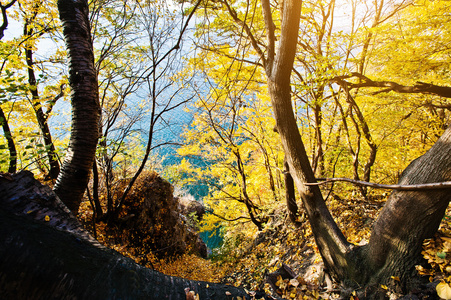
[437,252,447,259]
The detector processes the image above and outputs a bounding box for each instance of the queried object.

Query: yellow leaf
[437,281,451,299]
[44,215,50,222]
[381,284,388,290]
[391,276,400,281]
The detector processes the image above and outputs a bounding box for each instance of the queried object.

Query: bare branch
[0,0,16,40]
[306,177,451,190]
[206,209,251,222]
[221,0,267,67]
[333,73,451,99]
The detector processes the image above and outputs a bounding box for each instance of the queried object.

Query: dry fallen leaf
[437,281,451,299]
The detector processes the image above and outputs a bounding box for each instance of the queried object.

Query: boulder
[178,195,206,222]
[114,173,207,259]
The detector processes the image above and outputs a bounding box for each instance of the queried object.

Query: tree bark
[0,171,253,300]
[24,21,60,180]
[335,72,451,99]
[53,0,100,213]
[0,105,16,173]
[362,126,451,289]
[261,0,451,295]
[0,1,16,174]
[263,0,353,281]
[284,159,299,224]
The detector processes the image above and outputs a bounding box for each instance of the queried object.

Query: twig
[305,177,451,190]
[206,209,251,222]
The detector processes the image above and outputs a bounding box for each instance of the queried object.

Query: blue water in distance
[153,106,224,251]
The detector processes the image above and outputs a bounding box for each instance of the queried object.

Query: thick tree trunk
[53,0,100,213]
[0,171,252,300]
[262,0,450,296]
[360,126,451,290]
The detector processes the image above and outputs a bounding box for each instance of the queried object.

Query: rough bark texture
[0,171,252,300]
[53,0,100,213]
[264,0,353,281]
[361,126,451,290]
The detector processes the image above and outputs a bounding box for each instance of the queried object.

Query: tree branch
[260,0,275,71]
[333,72,451,99]
[306,177,451,190]
[206,209,251,222]
[0,0,16,40]
[220,0,267,66]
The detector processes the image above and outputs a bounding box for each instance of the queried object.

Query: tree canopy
[1,0,451,298]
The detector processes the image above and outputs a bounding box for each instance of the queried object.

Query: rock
[114,172,207,259]
[178,195,206,221]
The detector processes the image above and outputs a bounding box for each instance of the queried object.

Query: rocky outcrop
[114,172,207,259]
[178,195,208,257]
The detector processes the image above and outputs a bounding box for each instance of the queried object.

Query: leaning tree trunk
[53,0,100,213]
[361,127,451,290]
[262,0,451,296]
[263,0,353,282]
[0,171,252,300]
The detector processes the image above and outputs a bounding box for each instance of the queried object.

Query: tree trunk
[24,28,60,180]
[53,0,100,213]
[0,171,252,300]
[0,105,16,173]
[263,0,353,282]
[360,127,451,290]
[262,0,451,296]
[284,159,299,224]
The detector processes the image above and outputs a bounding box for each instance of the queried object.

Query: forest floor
[77,191,451,299]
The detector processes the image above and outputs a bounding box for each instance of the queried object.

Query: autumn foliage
[2,0,451,298]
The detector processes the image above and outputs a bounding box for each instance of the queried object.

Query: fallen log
[0,171,253,300]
